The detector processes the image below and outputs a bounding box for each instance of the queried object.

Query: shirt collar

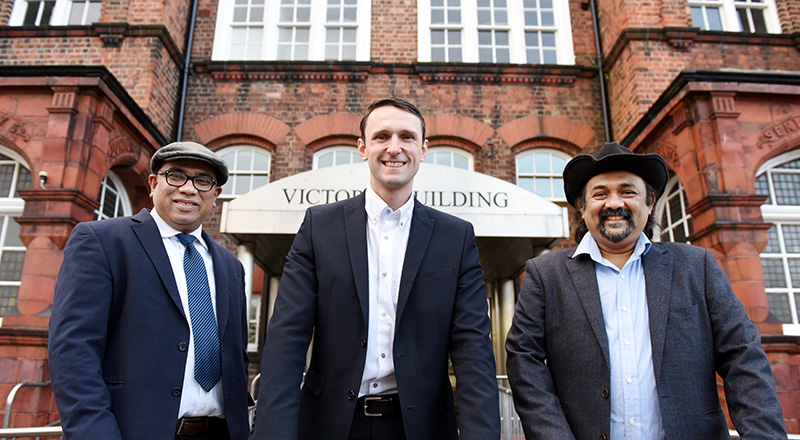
[572,232,651,266]
[364,186,414,225]
[149,208,207,251]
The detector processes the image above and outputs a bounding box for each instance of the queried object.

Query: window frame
[653,176,693,243]
[93,171,132,221]
[687,0,781,33]
[757,150,800,335]
[217,145,272,199]
[417,0,575,65]
[515,148,569,201]
[0,147,30,320]
[426,146,474,171]
[9,0,101,26]
[312,146,361,169]
[212,0,372,62]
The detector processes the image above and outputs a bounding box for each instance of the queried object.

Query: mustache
[598,208,633,223]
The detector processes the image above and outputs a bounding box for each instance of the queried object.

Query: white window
[688,0,781,33]
[653,176,693,243]
[93,171,132,221]
[427,147,473,170]
[218,146,271,198]
[516,148,567,201]
[0,149,30,317]
[212,0,371,61]
[757,151,800,335]
[9,0,101,26]
[313,146,360,169]
[418,0,574,65]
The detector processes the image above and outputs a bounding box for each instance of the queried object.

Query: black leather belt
[355,394,401,417]
[176,416,226,435]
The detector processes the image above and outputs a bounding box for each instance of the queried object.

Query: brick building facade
[0,0,799,434]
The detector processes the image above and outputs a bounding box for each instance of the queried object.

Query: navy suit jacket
[49,209,251,440]
[506,242,786,440]
[250,194,500,440]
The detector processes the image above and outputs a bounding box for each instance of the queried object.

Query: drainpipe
[589,0,612,143]
[175,0,198,142]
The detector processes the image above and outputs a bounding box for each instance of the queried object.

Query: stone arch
[194,113,291,152]
[498,115,595,156]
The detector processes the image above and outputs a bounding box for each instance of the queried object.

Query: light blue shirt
[573,233,666,440]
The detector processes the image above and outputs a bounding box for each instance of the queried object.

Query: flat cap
[563,142,668,208]
[150,141,228,186]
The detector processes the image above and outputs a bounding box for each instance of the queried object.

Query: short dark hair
[572,182,661,242]
[359,98,426,140]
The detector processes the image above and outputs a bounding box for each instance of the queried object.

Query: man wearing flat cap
[50,142,252,440]
[506,142,786,439]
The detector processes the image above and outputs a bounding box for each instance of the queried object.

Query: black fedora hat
[563,142,668,208]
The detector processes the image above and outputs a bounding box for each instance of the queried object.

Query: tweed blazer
[506,241,786,440]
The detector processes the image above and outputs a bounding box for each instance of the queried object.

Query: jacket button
[361,338,367,348]
[601,388,610,398]
[172,387,182,397]
[347,390,356,400]
[178,342,188,352]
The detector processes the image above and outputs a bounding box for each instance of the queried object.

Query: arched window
[218,146,272,198]
[93,171,132,220]
[0,149,30,316]
[313,146,360,169]
[516,148,568,201]
[757,151,800,335]
[653,176,693,243]
[427,147,473,171]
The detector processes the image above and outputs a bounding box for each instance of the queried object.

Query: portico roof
[221,163,569,280]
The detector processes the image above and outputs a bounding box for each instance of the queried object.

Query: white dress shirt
[150,209,225,418]
[358,187,414,397]
[573,233,666,440]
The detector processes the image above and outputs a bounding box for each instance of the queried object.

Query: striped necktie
[176,233,221,392]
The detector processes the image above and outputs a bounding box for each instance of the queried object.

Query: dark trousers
[174,417,230,440]
[348,409,406,440]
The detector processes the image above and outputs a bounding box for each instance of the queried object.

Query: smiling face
[580,170,654,256]
[358,105,428,208]
[149,159,223,233]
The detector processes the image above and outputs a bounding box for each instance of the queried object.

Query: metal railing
[1,381,62,439]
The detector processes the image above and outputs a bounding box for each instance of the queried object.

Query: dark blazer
[250,193,500,440]
[49,209,251,440]
[505,242,786,440]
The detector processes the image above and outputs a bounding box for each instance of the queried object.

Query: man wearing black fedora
[506,142,786,439]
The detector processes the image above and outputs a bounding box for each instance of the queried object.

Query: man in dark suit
[250,98,500,440]
[506,142,786,440]
[49,142,251,440]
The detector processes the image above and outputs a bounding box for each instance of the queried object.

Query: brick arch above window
[194,113,291,148]
[498,115,595,152]
[295,113,361,146]
[426,114,493,150]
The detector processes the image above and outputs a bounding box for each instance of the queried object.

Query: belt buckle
[176,417,208,435]
[363,396,384,417]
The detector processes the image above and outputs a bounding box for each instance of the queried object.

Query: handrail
[3,382,53,429]
[0,426,62,438]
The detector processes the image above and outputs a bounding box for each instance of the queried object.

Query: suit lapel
[396,200,434,325]
[131,209,185,318]
[344,194,370,326]
[566,255,611,366]
[643,244,672,384]
[205,230,231,336]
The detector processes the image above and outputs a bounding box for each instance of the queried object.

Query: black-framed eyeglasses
[157,170,217,192]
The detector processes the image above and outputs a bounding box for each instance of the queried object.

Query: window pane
[453,154,468,169]
[237,150,253,170]
[335,150,352,164]
[343,28,356,42]
[525,10,538,26]
[0,286,19,316]
[4,218,22,247]
[431,9,444,24]
[251,6,264,22]
[751,9,767,32]
[534,153,550,173]
[432,30,444,45]
[478,10,491,25]
[0,165,14,197]
[479,48,493,62]
[755,173,772,204]
[495,10,508,25]
[432,47,446,61]
[327,5,340,21]
[448,9,461,23]
[784,225,800,253]
[518,177,534,192]
[16,167,31,194]
[86,1,101,24]
[772,173,800,205]
[764,225,781,253]
[518,154,533,174]
[448,47,462,62]
[767,293,793,323]
[318,152,334,168]
[297,6,311,21]
[535,177,551,197]
[449,29,461,45]
[252,174,269,189]
[553,178,565,198]
[762,258,787,288]
[496,48,509,63]
[234,174,251,194]
[68,1,85,24]
[541,11,554,26]
[0,251,25,281]
[707,8,723,31]
[690,6,705,28]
